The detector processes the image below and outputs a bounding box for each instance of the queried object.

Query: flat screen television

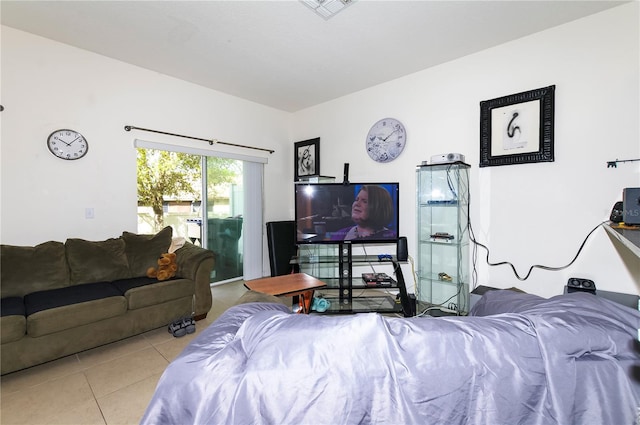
[295,182,399,244]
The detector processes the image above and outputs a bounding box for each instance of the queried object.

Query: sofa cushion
[1,297,25,317]
[111,276,168,293]
[122,226,173,278]
[25,283,127,337]
[27,297,128,337]
[1,315,26,344]
[66,237,131,284]
[24,282,122,315]
[1,297,26,344]
[0,242,70,298]
[112,277,194,310]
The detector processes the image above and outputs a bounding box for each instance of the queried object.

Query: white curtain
[133,139,266,282]
[242,162,264,280]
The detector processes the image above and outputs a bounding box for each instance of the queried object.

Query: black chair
[266,220,299,276]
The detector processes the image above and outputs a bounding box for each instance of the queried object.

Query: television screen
[295,183,399,244]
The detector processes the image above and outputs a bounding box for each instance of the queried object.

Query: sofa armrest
[174,243,215,319]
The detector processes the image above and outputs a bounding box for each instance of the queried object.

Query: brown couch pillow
[66,237,131,284]
[121,226,173,277]
[0,241,70,298]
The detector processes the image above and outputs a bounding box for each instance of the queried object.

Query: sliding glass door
[137,148,244,283]
[202,157,244,283]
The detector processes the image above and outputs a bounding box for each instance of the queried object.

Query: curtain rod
[606,158,639,168]
[124,125,274,154]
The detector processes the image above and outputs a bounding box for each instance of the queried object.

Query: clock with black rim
[366,118,406,163]
[47,129,88,160]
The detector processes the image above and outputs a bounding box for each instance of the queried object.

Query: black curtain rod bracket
[124,125,274,154]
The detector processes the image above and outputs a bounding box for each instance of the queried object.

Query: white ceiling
[0,0,627,112]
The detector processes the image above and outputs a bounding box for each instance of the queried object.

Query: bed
[141,290,640,424]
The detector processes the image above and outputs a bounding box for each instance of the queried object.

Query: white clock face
[366,118,406,163]
[47,129,88,160]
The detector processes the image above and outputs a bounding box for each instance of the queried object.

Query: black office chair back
[266,221,299,276]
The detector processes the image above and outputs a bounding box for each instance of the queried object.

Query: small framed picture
[294,138,320,180]
[480,85,555,167]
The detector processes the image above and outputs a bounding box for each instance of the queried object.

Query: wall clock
[47,129,88,160]
[366,118,406,163]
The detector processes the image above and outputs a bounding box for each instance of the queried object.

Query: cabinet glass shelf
[303,276,399,290]
[320,295,401,314]
[294,255,400,264]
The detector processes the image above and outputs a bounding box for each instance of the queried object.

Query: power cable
[468,211,605,282]
[463,167,605,284]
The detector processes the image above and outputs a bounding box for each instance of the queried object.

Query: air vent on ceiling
[300,0,356,20]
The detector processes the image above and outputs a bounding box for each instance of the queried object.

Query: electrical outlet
[85,208,94,219]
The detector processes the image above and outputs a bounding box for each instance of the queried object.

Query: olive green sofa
[0,227,215,375]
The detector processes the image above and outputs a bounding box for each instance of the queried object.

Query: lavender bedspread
[141,291,640,424]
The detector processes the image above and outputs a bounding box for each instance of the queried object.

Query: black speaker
[343,163,350,185]
[623,187,640,225]
[396,236,408,261]
[567,277,596,295]
[265,221,299,277]
[406,294,417,317]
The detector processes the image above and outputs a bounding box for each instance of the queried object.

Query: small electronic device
[430,153,465,165]
[430,232,454,240]
[567,278,596,294]
[362,272,395,286]
[610,201,623,223]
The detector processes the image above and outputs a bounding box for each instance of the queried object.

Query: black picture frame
[294,138,320,180]
[480,85,555,167]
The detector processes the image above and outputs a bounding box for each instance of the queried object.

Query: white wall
[2,4,639,293]
[0,26,293,271]
[291,3,640,297]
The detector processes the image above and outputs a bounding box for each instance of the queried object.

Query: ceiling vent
[300,0,356,20]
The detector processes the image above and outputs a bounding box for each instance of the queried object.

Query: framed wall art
[479,85,555,167]
[294,137,320,180]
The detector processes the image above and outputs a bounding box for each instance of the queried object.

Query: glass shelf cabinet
[416,162,470,314]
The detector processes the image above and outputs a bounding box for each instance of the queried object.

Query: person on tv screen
[330,185,397,240]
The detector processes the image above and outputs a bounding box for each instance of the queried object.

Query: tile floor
[0,280,250,425]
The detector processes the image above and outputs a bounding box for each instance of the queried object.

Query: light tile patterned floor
[0,280,249,425]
